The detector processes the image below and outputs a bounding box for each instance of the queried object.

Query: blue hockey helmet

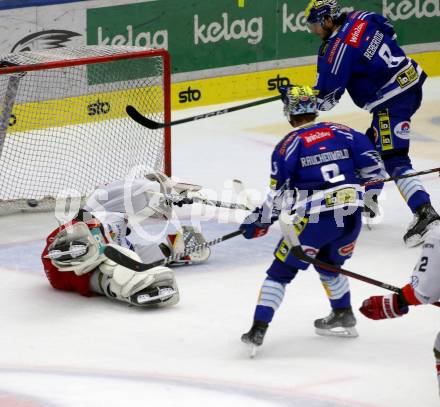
[305,0,342,25]
[280,85,318,117]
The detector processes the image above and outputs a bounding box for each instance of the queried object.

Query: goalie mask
[281,85,318,118]
[305,0,341,26]
[130,173,173,220]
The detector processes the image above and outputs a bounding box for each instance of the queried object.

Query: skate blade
[315,326,359,338]
[365,219,373,231]
[249,344,258,358]
[242,342,259,358]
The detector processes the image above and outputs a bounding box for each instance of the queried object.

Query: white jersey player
[360,225,440,396]
[42,173,210,308]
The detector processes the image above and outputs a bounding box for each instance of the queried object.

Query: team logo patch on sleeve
[410,275,419,288]
[394,121,411,140]
[345,20,368,48]
[301,128,334,147]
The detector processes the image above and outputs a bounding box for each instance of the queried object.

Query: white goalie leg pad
[98,244,179,307]
[167,225,211,265]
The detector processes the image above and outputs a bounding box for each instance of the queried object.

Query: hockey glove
[359,293,409,320]
[239,207,272,239]
[171,197,193,207]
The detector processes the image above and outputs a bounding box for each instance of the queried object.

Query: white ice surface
[1,79,440,407]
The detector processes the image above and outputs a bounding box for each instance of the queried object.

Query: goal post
[0,46,171,214]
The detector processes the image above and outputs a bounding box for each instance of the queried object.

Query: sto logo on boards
[267,74,290,91]
[88,99,111,116]
[179,86,202,103]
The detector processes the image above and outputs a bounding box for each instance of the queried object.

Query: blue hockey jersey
[314,11,427,112]
[263,121,386,217]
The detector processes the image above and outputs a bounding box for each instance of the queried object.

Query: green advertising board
[87,0,440,75]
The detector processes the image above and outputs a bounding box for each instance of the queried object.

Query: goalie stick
[278,214,440,307]
[165,193,252,211]
[126,95,281,129]
[164,178,254,211]
[104,230,244,271]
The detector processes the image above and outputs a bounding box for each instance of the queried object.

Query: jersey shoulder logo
[345,20,368,48]
[300,127,334,148]
[327,38,342,64]
[278,132,298,156]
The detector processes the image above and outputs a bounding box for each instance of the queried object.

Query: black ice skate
[241,320,268,358]
[314,307,358,338]
[404,203,440,247]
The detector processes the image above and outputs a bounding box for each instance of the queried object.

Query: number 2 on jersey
[321,163,345,183]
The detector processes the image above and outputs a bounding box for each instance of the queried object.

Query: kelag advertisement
[1,0,440,107]
[86,0,440,74]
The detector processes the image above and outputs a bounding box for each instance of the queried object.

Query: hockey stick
[104,230,244,271]
[164,178,253,211]
[278,214,440,306]
[363,166,440,187]
[165,193,252,211]
[126,95,281,129]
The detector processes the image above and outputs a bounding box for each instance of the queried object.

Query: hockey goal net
[0,46,170,214]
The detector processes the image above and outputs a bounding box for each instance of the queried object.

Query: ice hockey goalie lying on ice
[41,173,211,308]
